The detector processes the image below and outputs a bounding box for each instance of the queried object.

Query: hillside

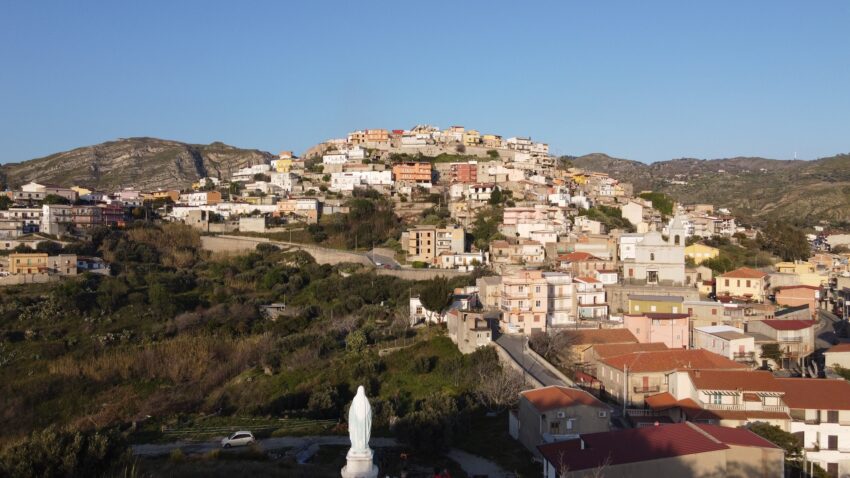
[0,137,274,191]
[572,153,850,225]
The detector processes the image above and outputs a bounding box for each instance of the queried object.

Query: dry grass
[49,334,274,385]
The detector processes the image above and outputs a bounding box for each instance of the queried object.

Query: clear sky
[1,1,848,164]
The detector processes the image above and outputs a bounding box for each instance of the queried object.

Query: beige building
[717,267,770,302]
[8,252,48,274]
[403,225,465,264]
[512,386,611,458]
[445,309,494,354]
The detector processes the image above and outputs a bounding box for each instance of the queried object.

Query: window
[635,305,640,311]
[650,305,657,312]
[535,300,541,308]
[535,286,541,293]
[746,280,751,288]
[711,393,722,404]
[725,279,729,286]
[828,435,838,450]
[711,309,717,316]
[827,410,839,423]
[650,253,655,261]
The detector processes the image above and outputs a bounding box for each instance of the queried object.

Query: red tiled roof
[687,370,785,393]
[559,252,602,261]
[575,276,600,283]
[572,329,638,346]
[693,423,781,449]
[601,349,749,373]
[720,267,768,279]
[775,285,820,291]
[521,386,609,412]
[592,342,668,359]
[775,378,850,410]
[538,423,732,472]
[826,343,850,354]
[645,392,678,410]
[756,319,817,331]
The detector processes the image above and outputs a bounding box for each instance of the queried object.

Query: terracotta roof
[681,404,790,422]
[688,370,784,393]
[825,343,850,354]
[645,392,678,410]
[755,319,817,331]
[720,267,768,279]
[775,285,820,291]
[601,349,749,373]
[572,329,638,346]
[575,276,600,283]
[538,423,734,472]
[775,378,850,410]
[520,386,609,412]
[592,342,668,359]
[693,423,780,449]
[559,252,602,261]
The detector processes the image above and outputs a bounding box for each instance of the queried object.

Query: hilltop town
[3,124,850,477]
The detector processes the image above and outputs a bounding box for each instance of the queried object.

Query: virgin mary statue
[348,385,372,456]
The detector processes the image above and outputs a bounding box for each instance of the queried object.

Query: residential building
[449,161,478,183]
[8,252,48,274]
[445,310,494,354]
[500,270,549,334]
[775,285,820,318]
[824,343,850,369]
[777,378,850,477]
[72,205,102,228]
[595,349,747,407]
[489,240,545,266]
[692,325,756,364]
[276,197,320,224]
[462,129,480,146]
[624,313,690,349]
[574,277,608,320]
[538,422,783,478]
[556,252,615,277]
[717,267,770,302]
[403,225,465,264]
[747,319,816,369]
[684,243,719,265]
[364,129,389,143]
[392,161,432,184]
[438,251,489,271]
[179,191,222,207]
[47,254,77,275]
[544,272,575,326]
[40,204,73,236]
[512,386,611,458]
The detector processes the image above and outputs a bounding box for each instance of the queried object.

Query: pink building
[624,312,690,349]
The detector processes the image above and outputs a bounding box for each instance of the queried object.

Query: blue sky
[1,1,848,163]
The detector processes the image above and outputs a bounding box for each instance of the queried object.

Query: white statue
[342,385,378,478]
[348,385,372,455]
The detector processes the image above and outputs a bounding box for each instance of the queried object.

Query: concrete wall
[200,235,372,266]
[375,268,468,281]
[0,273,58,286]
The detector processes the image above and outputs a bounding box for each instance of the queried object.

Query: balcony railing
[733,352,755,360]
[633,385,660,394]
[703,403,789,413]
[779,337,803,343]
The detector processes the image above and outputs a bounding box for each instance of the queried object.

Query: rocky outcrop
[0,137,274,191]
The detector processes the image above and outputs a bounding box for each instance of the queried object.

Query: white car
[220,431,255,448]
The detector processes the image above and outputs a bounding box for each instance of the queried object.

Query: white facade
[330,171,393,192]
[438,251,489,271]
[693,325,756,361]
[543,272,575,326]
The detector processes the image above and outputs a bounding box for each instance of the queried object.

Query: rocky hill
[0,138,274,191]
[572,153,850,225]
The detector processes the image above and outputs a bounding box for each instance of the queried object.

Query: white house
[693,325,756,364]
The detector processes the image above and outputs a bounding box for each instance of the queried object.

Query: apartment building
[179,191,222,207]
[8,252,48,274]
[445,310,495,354]
[404,225,465,264]
[276,197,320,224]
[692,325,757,364]
[449,161,478,183]
[489,240,546,266]
[500,270,574,333]
[574,277,608,320]
[392,162,432,184]
[747,319,816,369]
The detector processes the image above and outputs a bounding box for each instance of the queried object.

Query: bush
[411,355,435,374]
[169,448,185,463]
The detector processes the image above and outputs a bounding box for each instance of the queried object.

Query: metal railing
[633,385,661,394]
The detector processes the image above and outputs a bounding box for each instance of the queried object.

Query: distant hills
[571,152,850,226]
[0,137,273,191]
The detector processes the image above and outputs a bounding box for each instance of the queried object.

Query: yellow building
[71,186,92,196]
[405,225,465,264]
[462,130,481,146]
[775,261,816,275]
[571,173,589,185]
[627,294,685,314]
[685,244,720,265]
[9,252,48,274]
[481,134,502,148]
[273,158,293,173]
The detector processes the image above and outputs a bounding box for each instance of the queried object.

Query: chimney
[694,370,700,378]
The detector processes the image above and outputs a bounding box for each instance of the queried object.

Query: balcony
[733,352,755,360]
[633,385,660,394]
[779,337,803,343]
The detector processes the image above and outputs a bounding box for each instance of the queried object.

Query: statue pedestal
[341,449,378,478]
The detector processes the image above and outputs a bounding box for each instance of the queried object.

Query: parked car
[221,431,255,448]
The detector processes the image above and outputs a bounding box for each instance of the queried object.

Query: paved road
[496,334,569,387]
[132,435,399,457]
[365,250,400,269]
[816,309,842,350]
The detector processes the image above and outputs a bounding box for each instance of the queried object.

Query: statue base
[341,449,378,478]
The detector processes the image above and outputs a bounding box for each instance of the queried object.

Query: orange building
[365,129,389,143]
[392,162,432,184]
[9,252,48,274]
[775,285,820,318]
[450,162,478,183]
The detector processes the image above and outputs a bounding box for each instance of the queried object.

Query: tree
[528,329,579,368]
[35,241,62,256]
[757,222,810,261]
[0,426,130,478]
[418,277,452,317]
[638,192,674,216]
[472,361,525,413]
[0,195,11,210]
[42,194,70,205]
[488,188,503,205]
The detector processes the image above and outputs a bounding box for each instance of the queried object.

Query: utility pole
[623,364,629,415]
